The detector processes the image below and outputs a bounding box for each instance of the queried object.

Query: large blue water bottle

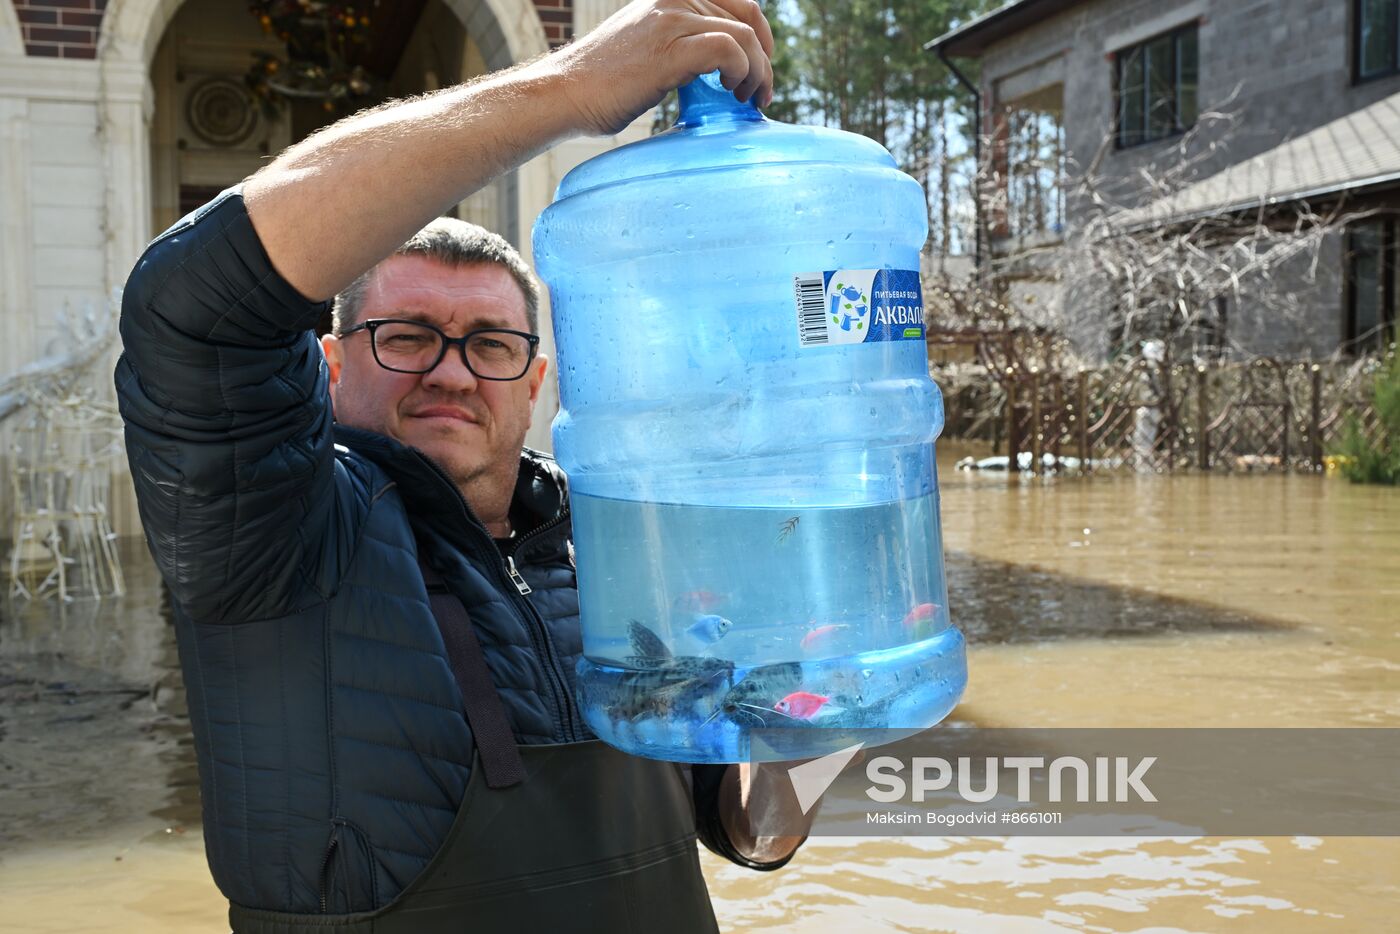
[532,73,967,763]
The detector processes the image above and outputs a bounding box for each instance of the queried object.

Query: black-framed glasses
[341,318,540,381]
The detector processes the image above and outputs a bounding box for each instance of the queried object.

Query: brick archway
[6,0,566,62]
[10,0,109,59]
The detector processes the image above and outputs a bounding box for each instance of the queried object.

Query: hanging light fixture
[245,0,380,115]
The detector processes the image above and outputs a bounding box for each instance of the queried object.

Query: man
[116,2,815,931]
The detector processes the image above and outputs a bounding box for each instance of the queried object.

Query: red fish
[672,590,726,613]
[902,603,941,628]
[774,691,833,720]
[902,603,942,640]
[800,624,848,653]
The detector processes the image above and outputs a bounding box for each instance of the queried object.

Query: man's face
[321,255,548,493]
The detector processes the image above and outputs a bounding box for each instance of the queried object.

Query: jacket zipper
[509,509,569,560]
[504,556,532,595]
[318,834,339,913]
[410,452,578,742]
[508,509,583,739]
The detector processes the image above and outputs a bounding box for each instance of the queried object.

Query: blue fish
[685,613,733,647]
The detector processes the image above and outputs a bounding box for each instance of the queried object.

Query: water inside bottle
[570,492,967,762]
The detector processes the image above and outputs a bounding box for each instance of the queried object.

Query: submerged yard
[2,448,1398,932]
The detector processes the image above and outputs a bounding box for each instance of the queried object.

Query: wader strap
[418,558,525,789]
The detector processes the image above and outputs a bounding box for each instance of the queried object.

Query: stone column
[98,57,151,536]
[0,96,35,380]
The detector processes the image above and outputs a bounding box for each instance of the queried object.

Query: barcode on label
[794,274,828,346]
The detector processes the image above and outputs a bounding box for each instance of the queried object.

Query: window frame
[1343,218,1398,354]
[1113,22,1200,150]
[1001,92,1067,243]
[1354,0,1400,84]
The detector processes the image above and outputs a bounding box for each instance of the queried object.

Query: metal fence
[928,330,1389,473]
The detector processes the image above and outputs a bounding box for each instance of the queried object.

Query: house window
[1115,25,1199,148]
[1000,86,1066,241]
[1345,220,1397,353]
[1357,0,1400,81]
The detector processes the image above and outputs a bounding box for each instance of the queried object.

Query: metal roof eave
[1116,169,1400,234]
[925,0,1087,58]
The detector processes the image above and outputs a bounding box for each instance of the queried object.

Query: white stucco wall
[0,0,22,56]
[0,46,148,535]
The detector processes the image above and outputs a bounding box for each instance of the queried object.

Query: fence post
[1162,361,1176,471]
[1006,369,1020,479]
[1196,365,1210,471]
[1310,364,1323,471]
[1030,368,1043,475]
[1077,369,1090,471]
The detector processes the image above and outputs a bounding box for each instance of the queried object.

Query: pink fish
[800,624,848,653]
[902,602,942,640]
[902,602,941,628]
[672,590,726,613]
[774,691,833,720]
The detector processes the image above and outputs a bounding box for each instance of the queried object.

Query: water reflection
[709,834,1392,932]
[951,553,1281,644]
[0,539,198,854]
[0,538,1280,856]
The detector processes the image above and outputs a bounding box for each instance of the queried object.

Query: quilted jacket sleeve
[115,188,338,623]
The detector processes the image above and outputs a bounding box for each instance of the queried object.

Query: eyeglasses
[340,319,540,381]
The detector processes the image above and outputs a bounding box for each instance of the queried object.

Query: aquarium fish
[902,602,942,639]
[592,653,723,685]
[800,624,849,653]
[608,621,741,730]
[619,662,735,724]
[774,691,838,720]
[685,613,733,647]
[721,661,804,707]
[715,700,802,729]
[701,661,807,728]
[627,620,673,661]
[902,603,941,627]
[624,619,734,680]
[672,589,726,613]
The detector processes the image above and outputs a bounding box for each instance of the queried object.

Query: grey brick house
[929,0,1400,359]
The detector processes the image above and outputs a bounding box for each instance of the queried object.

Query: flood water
[2,451,1398,932]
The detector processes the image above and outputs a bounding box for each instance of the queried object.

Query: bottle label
[793,269,925,348]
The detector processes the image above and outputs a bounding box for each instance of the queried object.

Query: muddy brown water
[2,454,1398,932]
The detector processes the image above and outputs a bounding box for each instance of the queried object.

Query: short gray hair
[332,217,541,336]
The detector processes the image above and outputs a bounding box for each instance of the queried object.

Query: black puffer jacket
[114,189,739,915]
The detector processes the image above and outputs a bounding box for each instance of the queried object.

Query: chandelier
[245,0,380,115]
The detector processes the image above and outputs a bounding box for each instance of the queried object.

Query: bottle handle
[675,70,767,128]
[676,0,769,127]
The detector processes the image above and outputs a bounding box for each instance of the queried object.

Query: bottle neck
[675,71,765,129]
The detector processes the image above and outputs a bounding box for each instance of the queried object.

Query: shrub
[1333,335,1399,485]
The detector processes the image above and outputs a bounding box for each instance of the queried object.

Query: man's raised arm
[116,0,770,624]
[243,0,774,302]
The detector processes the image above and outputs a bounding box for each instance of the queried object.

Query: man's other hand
[717,748,866,866]
[550,0,775,136]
